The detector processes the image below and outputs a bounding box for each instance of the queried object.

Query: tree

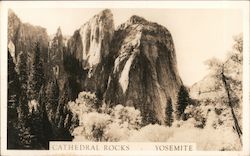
[26,108,43,149]
[16,51,29,123]
[37,85,53,149]
[54,81,74,140]
[205,34,243,145]
[42,78,60,141]
[27,42,45,100]
[15,51,34,149]
[176,85,190,120]
[7,50,20,149]
[45,78,59,122]
[33,42,45,95]
[8,51,20,121]
[143,109,160,125]
[165,98,173,127]
[16,51,28,91]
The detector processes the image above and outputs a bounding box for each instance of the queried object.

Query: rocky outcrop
[48,27,68,89]
[104,16,183,124]
[8,9,49,64]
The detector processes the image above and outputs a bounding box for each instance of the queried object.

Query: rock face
[68,9,114,69]
[190,75,220,100]
[67,9,115,98]
[79,9,114,70]
[8,10,49,65]
[104,16,183,124]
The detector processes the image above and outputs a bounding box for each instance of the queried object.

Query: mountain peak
[8,9,18,18]
[91,9,113,21]
[129,15,148,25]
[69,7,114,71]
[99,9,112,16]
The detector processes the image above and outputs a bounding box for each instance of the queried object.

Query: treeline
[7,40,77,149]
[8,42,50,149]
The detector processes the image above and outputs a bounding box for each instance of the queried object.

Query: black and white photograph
[0,1,249,156]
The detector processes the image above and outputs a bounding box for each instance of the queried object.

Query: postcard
[0,1,249,156]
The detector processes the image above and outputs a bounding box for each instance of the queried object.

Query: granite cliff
[104,15,183,124]
[67,10,183,124]
[67,9,115,98]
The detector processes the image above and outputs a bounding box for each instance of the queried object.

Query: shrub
[128,124,173,142]
[70,92,142,142]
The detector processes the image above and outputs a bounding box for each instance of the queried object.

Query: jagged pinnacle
[56,26,62,37]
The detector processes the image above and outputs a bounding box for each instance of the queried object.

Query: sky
[11,8,243,86]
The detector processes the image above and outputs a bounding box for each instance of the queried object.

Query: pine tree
[46,78,59,114]
[16,51,29,121]
[7,51,20,149]
[37,85,53,149]
[8,51,20,121]
[16,51,33,149]
[176,85,189,120]
[44,78,60,136]
[16,51,28,91]
[165,98,173,127]
[56,81,72,127]
[27,42,45,100]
